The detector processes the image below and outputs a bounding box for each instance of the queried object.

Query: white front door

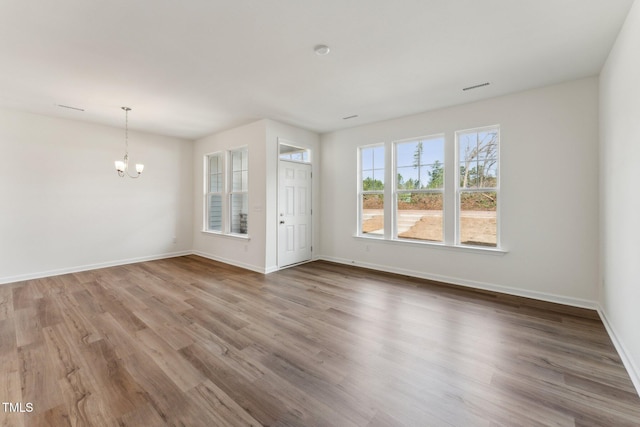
[278,161,312,268]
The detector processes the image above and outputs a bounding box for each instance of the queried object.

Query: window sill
[353,234,507,255]
[201,230,251,241]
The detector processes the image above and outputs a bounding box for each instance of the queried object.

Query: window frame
[393,134,445,243]
[228,146,249,236]
[355,125,504,253]
[358,143,386,238]
[203,147,250,237]
[204,151,225,233]
[455,125,500,248]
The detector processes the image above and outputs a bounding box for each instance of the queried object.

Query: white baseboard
[191,250,268,274]
[317,255,599,310]
[264,265,279,274]
[597,306,640,397]
[0,251,192,286]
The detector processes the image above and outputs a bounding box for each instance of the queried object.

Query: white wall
[320,78,600,305]
[600,0,640,392]
[265,119,320,272]
[0,109,193,284]
[192,120,269,272]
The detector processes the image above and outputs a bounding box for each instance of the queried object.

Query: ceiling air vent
[462,82,490,91]
[57,104,85,111]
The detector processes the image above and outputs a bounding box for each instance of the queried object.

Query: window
[359,145,385,236]
[229,148,248,235]
[395,136,444,242]
[456,126,499,247]
[280,143,310,163]
[205,153,223,232]
[357,125,501,250]
[204,147,249,236]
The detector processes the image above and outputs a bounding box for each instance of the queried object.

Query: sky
[362,136,444,187]
[361,130,498,188]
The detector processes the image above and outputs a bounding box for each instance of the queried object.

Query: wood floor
[1,256,639,426]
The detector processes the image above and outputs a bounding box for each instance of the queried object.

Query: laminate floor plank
[132,307,195,351]
[17,343,65,416]
[185,379,263,427]
[0,355,23,427]
[179,342,286,426]
[54,293,103,345]
[0,255,638,426]
[134,327,205,392]
[41,325,113,427]
[83,282,147,333]
[11,282,42,310]
[0,286,14,322]
[13,308,41,349]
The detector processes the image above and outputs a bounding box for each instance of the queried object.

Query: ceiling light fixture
[114,107,144,178]
[314,44,330,56]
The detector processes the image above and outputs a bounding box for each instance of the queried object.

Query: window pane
[372,146,385,169]
[231,149,247,172]
[232,171,242,191]
[241,150,248,169]
[397,193,443,242]
[230,193,248,234]
[207,194,222,231]
[241,171,248,191]
[458,129,499,189]
[459,191,497,247]
[209,173,221,192]
[208,155,222,192]
[230,148,248,192]
[279,144,311,163]
[396,137,444,190]
[361,146,385,190]
[361,194,384,236]
[209,155,220,174]
[232,150,242,170]
[362,148,373,169]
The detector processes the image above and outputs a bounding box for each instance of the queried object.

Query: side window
[229,148,248,235]
[205,153,223,232]
[395,136,445,242]
[359,145,385,236]
[456,127,499,247]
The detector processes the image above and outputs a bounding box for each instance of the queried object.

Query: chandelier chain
[125,107,129,155]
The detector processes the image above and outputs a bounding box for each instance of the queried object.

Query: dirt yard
[363,213,497,246]
[362,191,497,245]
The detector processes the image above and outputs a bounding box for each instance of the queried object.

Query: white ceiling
[0,0,633,140]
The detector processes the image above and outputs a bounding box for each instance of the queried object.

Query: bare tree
[413,142,423,188]
[461,132,497,188]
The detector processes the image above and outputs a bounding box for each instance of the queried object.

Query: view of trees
[362,176,384,191]
[362,131,498,210]
[360,129,499,246]
[459,130,498,188]
[397,159,443,190]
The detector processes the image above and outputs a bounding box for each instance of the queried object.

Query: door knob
[279,220,285,224]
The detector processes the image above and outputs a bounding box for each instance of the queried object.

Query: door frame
[277,139,313,270]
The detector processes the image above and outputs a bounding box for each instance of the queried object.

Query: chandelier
[114,107,144,178]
